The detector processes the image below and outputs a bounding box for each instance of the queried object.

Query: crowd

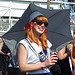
[0,11,75,75]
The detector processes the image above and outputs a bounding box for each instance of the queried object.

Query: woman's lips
[39,28,43,31]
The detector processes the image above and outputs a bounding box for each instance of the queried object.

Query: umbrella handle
[50,49,57,56]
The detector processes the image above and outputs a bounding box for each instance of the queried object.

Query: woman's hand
[43,52,58,67]
[6,53,10,56]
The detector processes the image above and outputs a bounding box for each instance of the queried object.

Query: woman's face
[31,16,48,35]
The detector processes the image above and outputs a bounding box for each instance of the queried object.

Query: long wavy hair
[25,16,48,50]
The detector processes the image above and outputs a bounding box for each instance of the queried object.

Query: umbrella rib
[47,10,67,19]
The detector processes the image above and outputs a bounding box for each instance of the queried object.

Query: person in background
[72,32,75,66]
[58,46,73,75]
[50,46,73,75]
[71,31,75,74]
[0,38,10,75]
[65,31,75,75]
[18,11,58,75]
[0,38,25,75]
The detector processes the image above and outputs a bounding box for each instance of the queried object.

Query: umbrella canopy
[1,3,73,53]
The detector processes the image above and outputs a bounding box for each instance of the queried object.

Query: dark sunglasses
[36,20,48,27]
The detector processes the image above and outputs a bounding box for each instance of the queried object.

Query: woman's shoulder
[19,38,29,47]
[19,38,27,43]
[47,40,52,48]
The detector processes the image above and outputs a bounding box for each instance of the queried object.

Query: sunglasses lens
[36,20,42,25]
[44,22,48,27]
[36,20,48,27]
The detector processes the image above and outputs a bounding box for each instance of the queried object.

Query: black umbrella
[1,3,73,53]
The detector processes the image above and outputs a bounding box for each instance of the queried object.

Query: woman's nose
[41,23,45,27]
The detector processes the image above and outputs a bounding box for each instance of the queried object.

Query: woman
[58,47,73,75]
[18,11,58,75]
[51,46,73,75]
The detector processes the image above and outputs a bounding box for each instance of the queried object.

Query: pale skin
[58,47,68,60]
[18,17,58,72]
[67,43,73,59]
[58,46,71,60]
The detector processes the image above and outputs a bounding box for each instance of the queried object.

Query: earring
[44,29,48,33]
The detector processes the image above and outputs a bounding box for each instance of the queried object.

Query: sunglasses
[35,20,48,27]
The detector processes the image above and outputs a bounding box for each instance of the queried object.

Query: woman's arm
[58,47,68,60]
[18,43,58,72]
[18,43,45,72]
[69,44,75,67]
[67,43,75,67]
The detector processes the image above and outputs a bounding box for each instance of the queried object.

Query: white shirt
[19,38,52,74]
